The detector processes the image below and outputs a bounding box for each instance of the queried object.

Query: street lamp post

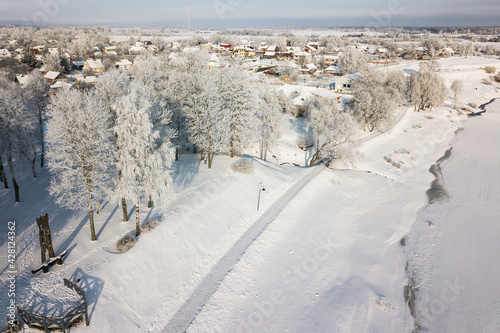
[257,182,265,211]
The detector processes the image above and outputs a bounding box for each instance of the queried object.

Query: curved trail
[161,165,324,332]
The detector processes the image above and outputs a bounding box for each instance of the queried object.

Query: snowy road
[162,165,324,332]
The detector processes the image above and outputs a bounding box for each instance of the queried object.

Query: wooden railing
[17,279,89,333]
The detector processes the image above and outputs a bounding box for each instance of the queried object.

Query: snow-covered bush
[231,159,255,174]
[296,134,314,151]
[117,234,136,252]
[141,219,158,233]
[494,73,500,83]
[485,66,496,74]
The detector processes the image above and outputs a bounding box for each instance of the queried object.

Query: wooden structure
[17,279,89,333]
[33,214,65,274]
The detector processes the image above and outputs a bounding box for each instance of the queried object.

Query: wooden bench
[31,250,67,274]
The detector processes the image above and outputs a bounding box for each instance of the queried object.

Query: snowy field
[1,56,500,332]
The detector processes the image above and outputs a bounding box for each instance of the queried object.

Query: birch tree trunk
[147,194,152,208]
[7,149,19,202]
[121,197,128,222]
[0,155,7,189]
[135,198,141,237]
[39,112,45,168]
[88,194,96,241]
[31,147,37,178]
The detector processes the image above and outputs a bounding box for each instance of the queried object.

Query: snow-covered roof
[0,49,11,57]
[85,59,104,69]
[129,46,144,53]
[324,65,342,74]
[305,45,317,52]
[294,51,311,57]
[44,71,61,80]
[305,63,317,70]
[15,74,29,86]
[50,81,72,90]
[116,59,133,67]
[264,51,276,56]
[345,73,361,80]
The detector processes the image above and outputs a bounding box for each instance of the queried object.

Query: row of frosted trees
[0,52,283,241]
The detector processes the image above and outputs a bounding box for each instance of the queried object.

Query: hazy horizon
[1,0,499,29]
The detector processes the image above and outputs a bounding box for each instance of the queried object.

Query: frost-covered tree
[408,72,448,112]
[351,69,398,132]
[114,83,175,236]
[384,70,407,105]
[95,69,131,221]
[339,46,366,75]
[419,60,441,73]
[183,71,227,168]
[46,90,115,240]
[450,80,463,109]
[42,53,63,73]
[308,103,357,167]
[24,70,50,168]
[0,76,35,200]
[218,67,257,158]
[460,42,474,57]
[176,54,229,168]
[258,90,282,161]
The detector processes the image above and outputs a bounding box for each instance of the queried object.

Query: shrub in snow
[231,159,254,174]
[141,219,158,233]
[484,66,496,74]
[296,134,314,151]
[117,234,136,252]
[494,73,500,83]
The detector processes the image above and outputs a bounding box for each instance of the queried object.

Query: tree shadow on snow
[96,204,118,240]
[69,267,104,324]
[172,154,201,189]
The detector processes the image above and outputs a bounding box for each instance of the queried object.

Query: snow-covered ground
[1,56,500,332]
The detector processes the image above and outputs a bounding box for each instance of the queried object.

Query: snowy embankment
[405,99,500,332]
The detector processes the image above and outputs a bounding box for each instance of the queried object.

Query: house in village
[438,47,455,57]
[235,45,256,58]
[15,74,29,86]
[115,59,134,70]
[293,51,313,65]
[300,63,317,75]
[104,46,118,56]
[83,59,105,73]
[128,45,144,55]
[44,71,67,83]
[322,54,339,67]
[324,64,343,76]
[330,73,360,93]
[304,42,320,54]
[0,49,11,57]
[32,45,45,55]
[263,45,280,59]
